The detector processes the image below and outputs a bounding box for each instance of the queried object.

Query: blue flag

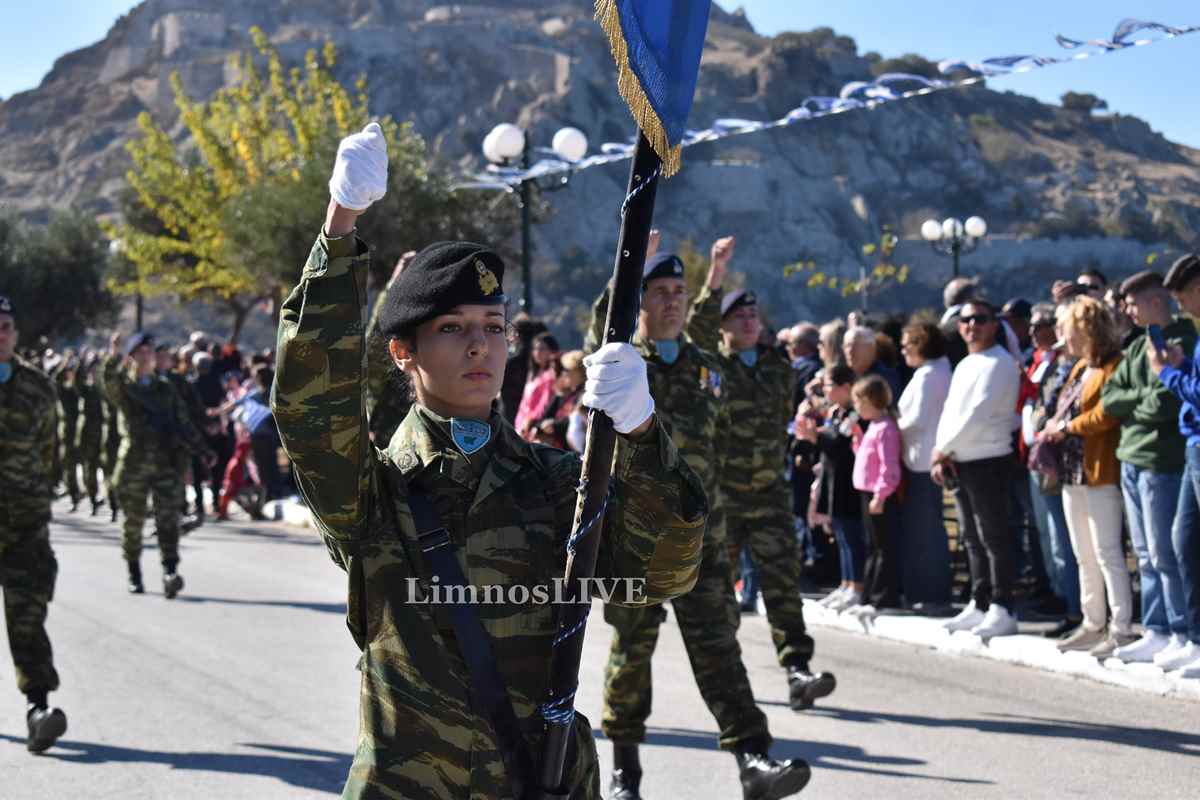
[596,0,711,176]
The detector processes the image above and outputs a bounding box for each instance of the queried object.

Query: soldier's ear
[388,338,414,372]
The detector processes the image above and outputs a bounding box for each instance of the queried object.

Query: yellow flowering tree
[108,28,508,340]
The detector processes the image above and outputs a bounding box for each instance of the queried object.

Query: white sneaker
[970,604,1018,639]
[1113,630,1172,663]
[847,603,878,621]
[755,595,767,616]
[1152,634,1190,667]
[1174,652,1200,679]
[817,588,846,608]
[943,601,985,632]
[1155,640,1200,671]
[829,591,863,613]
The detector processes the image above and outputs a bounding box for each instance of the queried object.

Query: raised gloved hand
[582,343,655,435]
[328,122,388,210]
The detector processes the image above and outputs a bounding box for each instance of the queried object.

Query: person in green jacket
[1101,270,1197,663]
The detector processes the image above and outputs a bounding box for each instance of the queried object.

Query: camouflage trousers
[79,440,102,501]
[726,481,815,669]
[116,459,184,566]
[0,522,59,695]
[601,507,770,750]
[60,444,81,502]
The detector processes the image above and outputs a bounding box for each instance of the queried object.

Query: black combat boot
[109,493,120,522]
[25,691,67,754]
[609,742,644,800]
[786,664,837,711]
[162,560,184,599]
[90,496,105,517]
[735,739,811,800]
[68,495,80,513]
[127,560,145,594]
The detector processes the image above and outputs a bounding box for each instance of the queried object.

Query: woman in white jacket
[896,321,954,610]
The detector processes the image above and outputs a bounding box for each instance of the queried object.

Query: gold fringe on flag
[594,0,683,177]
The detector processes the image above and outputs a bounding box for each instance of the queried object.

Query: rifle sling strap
[406,489,538,800]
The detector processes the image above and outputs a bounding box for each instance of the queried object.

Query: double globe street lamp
[920,215,988,278]
[482,122,589,312]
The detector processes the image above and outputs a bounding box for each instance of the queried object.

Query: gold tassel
[594,0,683,177]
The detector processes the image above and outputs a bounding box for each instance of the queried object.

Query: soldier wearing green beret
[686,236,837,713]
[273,124,708,800]
[587,240,812,800]
[0,294,69,753]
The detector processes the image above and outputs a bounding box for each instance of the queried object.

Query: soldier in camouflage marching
[157,343,209,529]
[587,239,812,800]
[102,332,215,597]
[0,295,69,753]
[686,236,837,713]
[53,354,83,511]
[76,355,108,515]
[273,124,707,800]
[102,391,122,522]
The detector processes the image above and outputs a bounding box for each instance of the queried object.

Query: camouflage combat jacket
[101,357,209,468]
[273,232,707,800]
[0,356,57,529]
[76,379,106,450]
[587,288,730,517]
[686,285,794,494]
[54,365,80,453]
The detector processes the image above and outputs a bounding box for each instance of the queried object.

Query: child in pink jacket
[850,374,903,614]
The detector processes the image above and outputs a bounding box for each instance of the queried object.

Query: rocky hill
[3,0,1198,339]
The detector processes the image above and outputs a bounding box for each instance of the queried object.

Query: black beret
[720,289,757,318]
[379,241,506,337]
[125,331,154,356]
[642,253,685,287]
[1119,270,1163,297]
[0,294,12,316]
[1164,254,1200,292]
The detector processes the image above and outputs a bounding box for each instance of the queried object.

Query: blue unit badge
[451,418,491,455]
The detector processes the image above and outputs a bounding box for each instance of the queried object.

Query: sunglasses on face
[958,315,994,326]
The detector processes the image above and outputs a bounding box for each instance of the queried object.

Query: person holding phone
[1102,270,1196,664]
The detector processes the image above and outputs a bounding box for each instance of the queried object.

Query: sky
[1,1,1198,146]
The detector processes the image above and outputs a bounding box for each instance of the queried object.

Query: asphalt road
[3,503,1198,798]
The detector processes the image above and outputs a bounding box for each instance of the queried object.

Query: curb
[804,599,1200,702]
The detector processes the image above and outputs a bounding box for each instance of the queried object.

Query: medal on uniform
[451,418,491,455]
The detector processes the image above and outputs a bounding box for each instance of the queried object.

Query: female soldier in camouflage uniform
[272,124,707,799]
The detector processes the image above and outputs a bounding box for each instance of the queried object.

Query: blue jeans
[831,516,866,583]
[898,471,952,604]
[1121,463,1185,636]
[1174,448,1200,644]
[1028,474,1081,617]
[738,546,760,608]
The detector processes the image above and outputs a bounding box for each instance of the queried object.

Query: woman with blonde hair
[1038,296,1135,658]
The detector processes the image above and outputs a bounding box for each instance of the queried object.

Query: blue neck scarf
[0,361,11,384]
[738,349,758,368]
[655,339,680,365]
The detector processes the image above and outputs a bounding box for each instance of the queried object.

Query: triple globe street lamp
[482,122,589,312]
[920,215,988,278]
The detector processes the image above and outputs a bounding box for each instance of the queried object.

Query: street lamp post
[482,123,588,313]
[920,215,988,278]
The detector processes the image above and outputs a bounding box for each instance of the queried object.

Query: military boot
[127,561,145,594]
[609,743,644,800]
[26,705,67,754]
[90,496,105,517]
[68,495,80,513]
[786,665,837,711]
[735,740,811,800]
[162,562,184,600]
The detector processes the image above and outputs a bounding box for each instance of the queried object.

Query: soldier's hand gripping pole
[535,132,662,798]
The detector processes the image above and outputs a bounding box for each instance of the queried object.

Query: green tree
[0,209,118,343]
[107,28,509,340]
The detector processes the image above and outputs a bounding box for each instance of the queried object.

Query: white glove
[328,122,388,210]
[582,343,655,435]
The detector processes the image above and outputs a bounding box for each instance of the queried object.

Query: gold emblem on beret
[475,259,499,295]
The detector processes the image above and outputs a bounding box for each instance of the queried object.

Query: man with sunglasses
[932,300,1022,639]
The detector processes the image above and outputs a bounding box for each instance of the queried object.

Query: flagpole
[536,131,661,798]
